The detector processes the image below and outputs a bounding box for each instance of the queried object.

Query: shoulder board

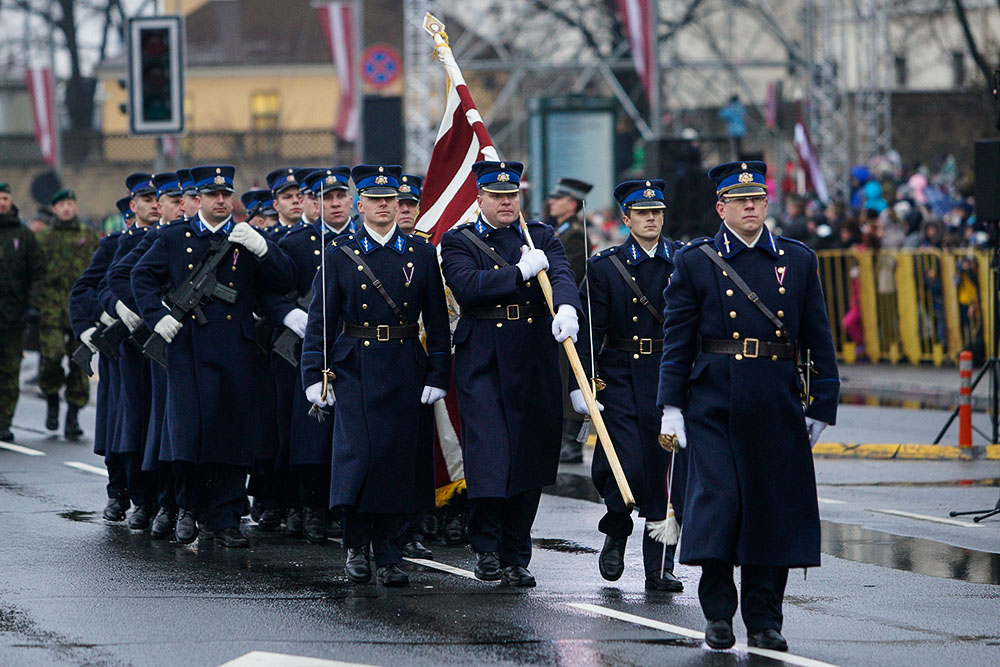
[408,231,433,245]
[524,219,546,228]
[284,224,309,238]
[591,246,619,261]
[165,217,187,227]
[330,234,355,248]
[679,237,712,249]
[777,236,812,252]
[452,222,473,231]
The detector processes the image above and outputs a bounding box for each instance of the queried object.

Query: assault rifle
[142,206,261,369]
[272,289,312,367]
[71,320,120,376]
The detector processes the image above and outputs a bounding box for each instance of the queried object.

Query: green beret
[49,188,76,206]
[0,182,10,193]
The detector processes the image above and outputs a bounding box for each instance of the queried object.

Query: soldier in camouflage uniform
[35,189,99,439]
[0,182,46,441]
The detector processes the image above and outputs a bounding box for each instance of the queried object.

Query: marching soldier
[266,168,303,240]
[265,166,353,544]
[656,161,839,651]
[37,188,100,439]
[105,174,188,539]
[296,168,320,226]
[0,182,46,442]
[302,164,450,587]
[572,179,684,592]
[68,197,129,519]
[131,165,294,547]
[440,160,582,587]
[97,173,162,529]
[176,168,201,220]
[395,174,422,234]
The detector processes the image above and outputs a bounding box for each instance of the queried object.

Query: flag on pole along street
[26,67,58,168]
[615,0,654,107]
[317,2,359,143]
[414,34,499,244]
[794,107,829,203]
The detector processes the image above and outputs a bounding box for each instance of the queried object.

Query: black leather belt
[605,335,663,355]
[702,337,796,360]
[461,304,550,320]
[343,322,419,341]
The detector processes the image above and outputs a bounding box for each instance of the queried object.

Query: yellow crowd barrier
[816,248,992,366]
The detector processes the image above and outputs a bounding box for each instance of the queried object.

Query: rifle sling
[697,244,789,338]
[460,228,510,268]
[337,246,407,324]
[607,253,663,324]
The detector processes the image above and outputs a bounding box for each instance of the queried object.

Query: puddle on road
[58,510,98,523]
[821,520,1000,585]
[532,538,599,555]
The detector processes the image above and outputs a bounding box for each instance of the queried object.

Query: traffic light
[127,16,185,135]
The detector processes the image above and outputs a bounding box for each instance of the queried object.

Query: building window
[952,51,966,88]
[250,91,280,131]
[894,55,907,88]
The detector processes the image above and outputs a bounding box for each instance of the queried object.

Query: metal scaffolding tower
[403,0,444,170]
[854,0,893,165]
[807,0,851,201]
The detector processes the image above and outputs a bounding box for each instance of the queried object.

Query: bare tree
[952,0,997,95]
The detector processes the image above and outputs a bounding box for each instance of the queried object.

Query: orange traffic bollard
[958,350,973,449]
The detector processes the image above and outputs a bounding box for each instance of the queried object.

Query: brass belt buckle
[742,337,759,358]
[506,304,520,320]
[639,338,653,355]
[376,324,390,342]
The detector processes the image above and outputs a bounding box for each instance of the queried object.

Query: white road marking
[63,461,109,477]
[0,441,46,456]
[817,497,845,505]
[567,603,841,667]
[869,508,983,528]
[219,651,378,667]
[403,556,480,580]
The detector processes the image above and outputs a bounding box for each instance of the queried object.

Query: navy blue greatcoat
[106,219,184,471]
[263,220,336,467]
[440,217,582,499]
[301,226,450,513]
[131,217,294,467]
[68,232,122,457]
[99,224,153,457]
[576,235,684,519]
[656,224,839,568]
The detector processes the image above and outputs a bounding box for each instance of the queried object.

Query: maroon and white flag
[615,0,654,106]
[794,111,829,203]
[317,2,359,143]
[26,67,58,167]
[414,45,498,243]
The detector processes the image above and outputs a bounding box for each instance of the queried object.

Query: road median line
[0,441,46,456]
[64,461,109,477]
[567,602,840,667]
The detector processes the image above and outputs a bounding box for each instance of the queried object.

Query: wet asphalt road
[2,378,999,666]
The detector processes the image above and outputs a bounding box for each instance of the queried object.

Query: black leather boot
[64,405,83,440]
[45,394,59,431]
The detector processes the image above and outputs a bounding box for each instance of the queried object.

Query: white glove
[229,221,268,257]
[99,311,116,327]
[306,381,335,407]
[551,304,579,343]
[420,386,447,404]
[570,388,603,416]
[153,314,182,343]
[660,406,687,449]
[516,245,549,281]
[114,300,142,332]
[282,308,308,339]
[805,416,828,447]
[81,326,98,354]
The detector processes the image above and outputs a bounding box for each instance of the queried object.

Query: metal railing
[817,248,991,366]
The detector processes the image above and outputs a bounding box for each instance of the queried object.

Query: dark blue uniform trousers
[468,487,543,568]
[599,511,677,576]
[343,509,408,568]
[173,462,247,532]
[699,561,789,633]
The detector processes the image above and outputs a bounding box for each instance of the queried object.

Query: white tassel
[663,504,680,546]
